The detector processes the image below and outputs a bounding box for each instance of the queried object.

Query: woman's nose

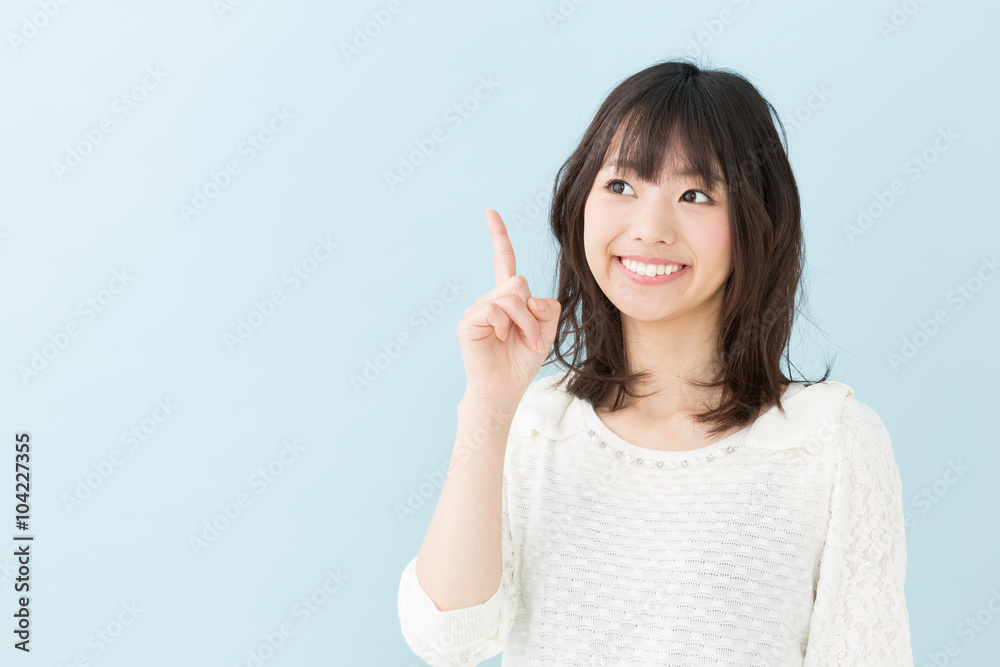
[628,199,677,245]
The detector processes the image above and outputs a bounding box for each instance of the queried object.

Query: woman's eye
[681,189,712,204]
[604,179,635,196]
[604,179,712,204]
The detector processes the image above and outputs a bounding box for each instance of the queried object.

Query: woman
[397,59,913,666]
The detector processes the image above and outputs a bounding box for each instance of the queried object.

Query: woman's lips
[614,256,690,285]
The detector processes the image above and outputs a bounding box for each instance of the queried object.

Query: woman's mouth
[614,256,690,284]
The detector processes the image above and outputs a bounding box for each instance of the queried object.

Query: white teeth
[620,257,686,277]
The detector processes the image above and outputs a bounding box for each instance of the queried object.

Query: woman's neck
[617,313,724,419]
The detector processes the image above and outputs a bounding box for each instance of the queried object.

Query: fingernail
[532,299,546,311]
[536,337,545,352]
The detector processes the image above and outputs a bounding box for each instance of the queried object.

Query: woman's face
[583,147,733,328]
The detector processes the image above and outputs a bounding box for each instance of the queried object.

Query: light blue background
[1,1,998,665]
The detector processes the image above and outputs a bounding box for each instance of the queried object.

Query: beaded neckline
[580,397,752,471]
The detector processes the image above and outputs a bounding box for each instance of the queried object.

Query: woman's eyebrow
[601,161,723,184]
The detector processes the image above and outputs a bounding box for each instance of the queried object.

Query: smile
[614,256,690,284]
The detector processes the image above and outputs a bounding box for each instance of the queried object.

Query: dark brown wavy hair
[542,59,833,438]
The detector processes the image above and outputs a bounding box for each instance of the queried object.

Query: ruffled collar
[511,370,854,463]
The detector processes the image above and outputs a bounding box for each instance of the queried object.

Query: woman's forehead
[600,150,724,186]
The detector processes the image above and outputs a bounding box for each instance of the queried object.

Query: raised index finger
[486,208,516,288]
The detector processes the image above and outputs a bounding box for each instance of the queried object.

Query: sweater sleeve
[802,394,915,666]
[397,470,520,666]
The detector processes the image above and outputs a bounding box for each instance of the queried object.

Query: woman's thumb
[529,297,560,322]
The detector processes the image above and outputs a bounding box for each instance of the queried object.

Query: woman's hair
[544,58,833,437]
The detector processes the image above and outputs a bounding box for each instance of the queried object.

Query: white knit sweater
[397,371,913,666]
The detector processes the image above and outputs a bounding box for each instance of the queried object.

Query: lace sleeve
[397,471,520,666]
[803,395,914,666]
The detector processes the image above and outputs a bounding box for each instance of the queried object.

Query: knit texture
[398,371,913,666]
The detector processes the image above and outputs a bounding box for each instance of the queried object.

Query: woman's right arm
[397,209,560,665]
[417,397,515,611]
[397,399,520,666]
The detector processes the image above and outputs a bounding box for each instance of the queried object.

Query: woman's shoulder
[509,369,583,441]
[745,379,900,467]
[726,379,854,462]
[835,388,898,468]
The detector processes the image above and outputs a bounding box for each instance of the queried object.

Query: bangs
[598,99,727,194]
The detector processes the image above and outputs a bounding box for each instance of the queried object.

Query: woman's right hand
[457,208,561,408]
